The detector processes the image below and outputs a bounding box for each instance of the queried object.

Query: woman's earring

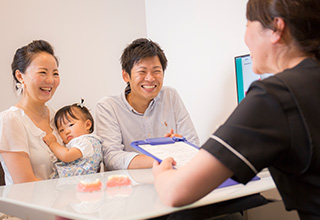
[16,81,24,96]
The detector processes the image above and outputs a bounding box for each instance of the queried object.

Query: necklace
[15,101,52,134]
[16,103,48,118]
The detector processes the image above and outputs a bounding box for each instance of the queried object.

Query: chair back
[0,163,5,186]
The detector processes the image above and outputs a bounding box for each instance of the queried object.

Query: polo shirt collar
[121,87,158,115]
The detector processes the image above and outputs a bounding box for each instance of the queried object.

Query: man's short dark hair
[120,38,167,76]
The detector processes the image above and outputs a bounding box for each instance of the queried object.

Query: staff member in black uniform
[152,0,320,219]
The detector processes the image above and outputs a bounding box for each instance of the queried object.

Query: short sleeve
[66,135,93,157]
[0,110,29,154]
[202,80,290,183]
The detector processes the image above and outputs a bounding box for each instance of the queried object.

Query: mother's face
[17,52,60,104]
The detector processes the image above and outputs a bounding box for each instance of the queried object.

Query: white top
[52,134,103,178]
[0,106,61,185]
[66,134,99,157]
[96,86,199,170]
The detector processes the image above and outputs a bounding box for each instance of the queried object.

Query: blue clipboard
[217,176,260,188]
[131,136,199,168]
[131,136,260,188]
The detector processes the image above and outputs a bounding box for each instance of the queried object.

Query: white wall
[145,0,249,144]
[0,0,147,114]
[1,0,249,145]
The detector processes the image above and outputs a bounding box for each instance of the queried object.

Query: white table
[0,169,275,220]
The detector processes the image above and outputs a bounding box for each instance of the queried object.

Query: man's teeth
[142,85,156,89]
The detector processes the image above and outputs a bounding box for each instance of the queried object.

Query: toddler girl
[44,100,103,178]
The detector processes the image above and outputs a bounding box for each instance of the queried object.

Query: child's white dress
[50,134,103,178]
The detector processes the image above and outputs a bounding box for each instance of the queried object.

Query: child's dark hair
[54,104,94,133]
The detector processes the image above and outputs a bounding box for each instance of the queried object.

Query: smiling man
[96,38,199,170]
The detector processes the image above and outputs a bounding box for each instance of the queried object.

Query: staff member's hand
[152,157,176,177]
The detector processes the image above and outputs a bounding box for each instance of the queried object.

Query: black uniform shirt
[202,58,320,218]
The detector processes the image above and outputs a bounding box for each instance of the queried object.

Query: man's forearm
[128,154,154,169]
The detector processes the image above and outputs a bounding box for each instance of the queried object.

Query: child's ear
[85,119,92,132]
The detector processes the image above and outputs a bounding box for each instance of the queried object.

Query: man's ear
[122,70,130,83]
[15,70,24,83]
[271,17,286,44]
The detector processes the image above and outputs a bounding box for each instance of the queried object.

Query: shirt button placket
[144,115,152,138]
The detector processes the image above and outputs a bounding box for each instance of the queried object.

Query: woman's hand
[152,149,234,207]
[152,157,176,177]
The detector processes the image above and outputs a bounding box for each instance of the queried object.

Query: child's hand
[43,133,57,146]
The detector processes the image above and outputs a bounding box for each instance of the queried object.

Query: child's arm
[43,134,83,163]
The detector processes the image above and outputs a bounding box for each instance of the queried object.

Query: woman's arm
[1,151,40,183]
[153,149,233,207]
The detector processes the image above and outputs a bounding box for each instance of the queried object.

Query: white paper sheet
[139,142,199,168]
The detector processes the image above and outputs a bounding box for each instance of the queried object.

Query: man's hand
[164,129,183,138]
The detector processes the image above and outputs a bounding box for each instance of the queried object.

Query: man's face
[123,56,164,110]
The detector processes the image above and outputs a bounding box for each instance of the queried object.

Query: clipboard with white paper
[131,136,261,188]
[131,137,199,169]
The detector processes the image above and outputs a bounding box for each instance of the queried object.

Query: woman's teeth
[41,88,51,91]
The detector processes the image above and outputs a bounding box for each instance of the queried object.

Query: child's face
[57,111,91,144]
